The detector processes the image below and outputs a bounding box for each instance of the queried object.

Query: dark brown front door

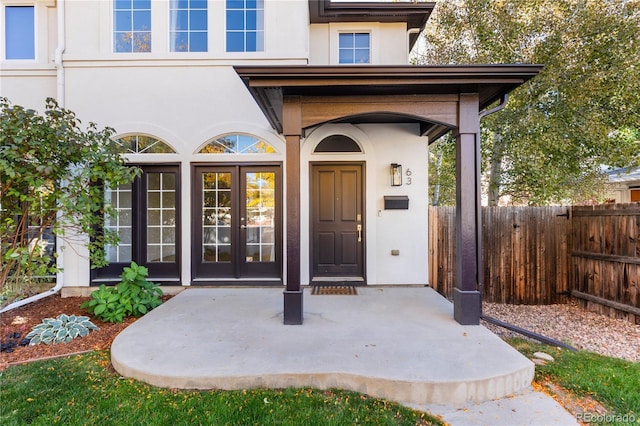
[311,163,364,281]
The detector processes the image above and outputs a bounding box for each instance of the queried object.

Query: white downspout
[55,0,66,107]
[0,0,66,314]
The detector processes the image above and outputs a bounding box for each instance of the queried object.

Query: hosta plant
[26,314,99,345]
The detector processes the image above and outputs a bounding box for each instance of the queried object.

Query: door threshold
[311,277,365,284]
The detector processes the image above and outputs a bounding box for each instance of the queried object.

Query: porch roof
[234,64,542,142]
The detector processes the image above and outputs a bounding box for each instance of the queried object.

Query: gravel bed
[482,300,640,362]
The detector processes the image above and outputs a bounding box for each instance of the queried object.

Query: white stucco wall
[63,0,309,62]
[0,1,57,109]
[61,64,286,287]
[2,0,429,289]
[309,22,410,65]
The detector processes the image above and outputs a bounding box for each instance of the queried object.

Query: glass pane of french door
[202,172,232,263]
[104,183,132,263]
[146,172,176,263]
[244,171,276,263]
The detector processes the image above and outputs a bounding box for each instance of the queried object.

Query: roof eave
[308,0,435,50]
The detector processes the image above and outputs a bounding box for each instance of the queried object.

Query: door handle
[357,224,362,242]
[240,225,246,229]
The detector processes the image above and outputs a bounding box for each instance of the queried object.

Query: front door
[192,165,281,284]
[311,163,365,282]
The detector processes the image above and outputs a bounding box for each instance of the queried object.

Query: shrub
[82,262,163,323]
[0,97,138,301]
[26,314,99,345]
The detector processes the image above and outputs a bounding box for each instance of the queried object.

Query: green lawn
[509,339,640,426]
[0,351,442,426]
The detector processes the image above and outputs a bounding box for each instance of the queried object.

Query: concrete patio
[111,286,538,405]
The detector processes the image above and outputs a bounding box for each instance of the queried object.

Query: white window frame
[329,23,377,65]
[169,0,208,53]
[1,0,38,61]
[112,0,153,53]
[338,31,371,65]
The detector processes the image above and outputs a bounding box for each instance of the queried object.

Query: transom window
[170,0,208,52]
[314,135,362,153]
[113,0,152,53]
[339,32,370,64]
[5,6,35,59]
[114,135,176,154]
[199,134,276,154]
[226,0,264,52]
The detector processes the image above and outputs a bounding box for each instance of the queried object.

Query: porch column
[454,93,482,325]
[283,96,303,325]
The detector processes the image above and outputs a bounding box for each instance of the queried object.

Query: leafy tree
[428,134,457,205]
[420,0,640,205]
[0,98,138,302]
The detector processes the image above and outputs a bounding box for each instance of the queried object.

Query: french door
[92,165,181,284]
[192,165,282,284]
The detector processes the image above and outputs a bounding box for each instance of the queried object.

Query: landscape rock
[533,351,555,362]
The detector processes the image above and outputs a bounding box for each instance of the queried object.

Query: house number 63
[405,168,412,185]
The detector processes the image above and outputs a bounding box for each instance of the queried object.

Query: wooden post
[283,96,303,325]
[454,93,482,325]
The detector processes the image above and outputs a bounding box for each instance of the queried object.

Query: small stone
[533,352,555,362]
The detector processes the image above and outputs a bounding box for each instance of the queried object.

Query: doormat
[311,285,358,295]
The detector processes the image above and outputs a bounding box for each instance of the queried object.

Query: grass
[508,338,640,425]
[0,351,442,426]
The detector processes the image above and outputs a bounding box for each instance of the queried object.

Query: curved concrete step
[111,287,534,405]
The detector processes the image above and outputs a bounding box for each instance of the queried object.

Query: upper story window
[114,0,152,52]
[170,0,208,52]
[199,134,276,154]
[339,32,370,64]
[114,135,176,154]
[226,0,264,52]
[4,6,35,59]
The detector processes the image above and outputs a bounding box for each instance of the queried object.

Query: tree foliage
[0,98,138,301]
[420,0,640,205]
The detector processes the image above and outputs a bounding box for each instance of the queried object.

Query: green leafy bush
[26,314,99,345]
[82,262,163,323]
[81,285,126,323]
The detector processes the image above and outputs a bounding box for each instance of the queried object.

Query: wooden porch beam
[454,93,482,325]
[283,96,304,325]
[300,96,458,129]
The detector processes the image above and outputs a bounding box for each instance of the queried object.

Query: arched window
[314,135,362,153]
[199,134,276,154]
[114,135,176,154]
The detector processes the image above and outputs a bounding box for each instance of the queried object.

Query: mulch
[0,294,139,371]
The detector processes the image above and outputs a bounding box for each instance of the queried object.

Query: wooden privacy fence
[571,204,640,324]
[429,206,570,305]
[429,203,640,323]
